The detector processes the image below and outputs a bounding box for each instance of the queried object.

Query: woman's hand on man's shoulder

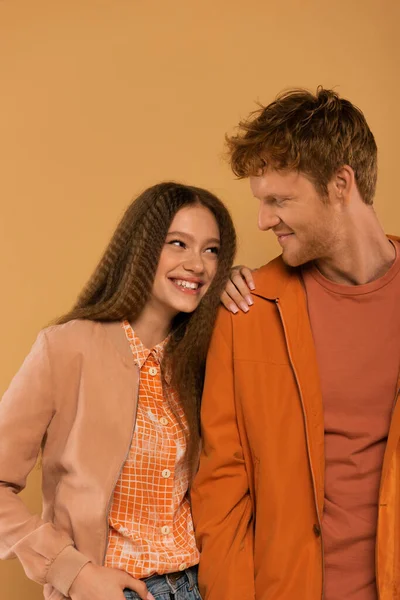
[220,265,256,314]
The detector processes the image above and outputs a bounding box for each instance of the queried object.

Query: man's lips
[276,233,294,246]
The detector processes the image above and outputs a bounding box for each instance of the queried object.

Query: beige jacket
[0,319,140,600]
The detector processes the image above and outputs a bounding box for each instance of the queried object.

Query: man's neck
[314,209,396,286]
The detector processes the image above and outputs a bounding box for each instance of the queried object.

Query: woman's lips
[169,278,204,295]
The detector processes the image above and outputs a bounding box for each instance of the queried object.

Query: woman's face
[149,204,220,322]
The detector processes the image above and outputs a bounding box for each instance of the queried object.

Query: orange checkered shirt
[104,321,199,578]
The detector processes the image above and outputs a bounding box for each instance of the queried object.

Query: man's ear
[331,165,355,205]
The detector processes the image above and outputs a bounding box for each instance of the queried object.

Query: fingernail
[239,302,249,313]
[230,304,239,314]
[249,282,255,290]
[245,295,254,306]
[147,593,155,600]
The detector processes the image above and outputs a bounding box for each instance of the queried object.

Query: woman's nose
[182,252,205,273]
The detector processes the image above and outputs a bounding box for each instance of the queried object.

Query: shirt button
[313,524,321,537]
[161,525,170,535]
[178,563,187,571]
[161,469,171,478]
[149,367,158,376]
[159,417,169,425]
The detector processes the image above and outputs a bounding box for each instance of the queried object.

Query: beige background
[0,1,399,598]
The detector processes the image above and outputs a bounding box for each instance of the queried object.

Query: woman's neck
[130,302,173,349]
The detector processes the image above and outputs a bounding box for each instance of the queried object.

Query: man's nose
[258,204,281,231]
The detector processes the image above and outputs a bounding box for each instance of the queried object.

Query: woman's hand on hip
[69,563,155,600]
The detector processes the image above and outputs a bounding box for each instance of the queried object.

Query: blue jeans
[123,566,201,600]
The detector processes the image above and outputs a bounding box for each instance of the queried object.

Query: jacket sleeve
[0,331,90,596]
[191,309,255,600]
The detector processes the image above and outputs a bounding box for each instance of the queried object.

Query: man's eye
[277,197,290,206]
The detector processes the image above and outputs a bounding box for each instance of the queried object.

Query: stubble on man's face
[254,172,340,268]
[280,206,340,268]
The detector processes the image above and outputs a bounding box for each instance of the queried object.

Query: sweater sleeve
[0,331,90,596]
[191,309,255,600]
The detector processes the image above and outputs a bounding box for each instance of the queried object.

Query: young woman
[0,182,236,600]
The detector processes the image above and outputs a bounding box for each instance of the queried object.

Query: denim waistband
[124,565,198,598]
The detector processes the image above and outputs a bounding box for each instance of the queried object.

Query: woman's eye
[168,240,186,248]
[205,246,219,255]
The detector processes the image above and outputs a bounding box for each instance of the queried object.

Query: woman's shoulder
[41,318,99,344]
[37,319,108,362]
[39,319,128,366]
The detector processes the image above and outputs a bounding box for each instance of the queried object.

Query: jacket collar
[251,255,302,302]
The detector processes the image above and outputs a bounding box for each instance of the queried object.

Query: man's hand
[221,265,255,314]
[69,563,155,600]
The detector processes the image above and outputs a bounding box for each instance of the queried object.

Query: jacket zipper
[102,367,140,565]
[275,299,325,599]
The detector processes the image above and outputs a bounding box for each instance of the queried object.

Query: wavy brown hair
[227,87,378,204]
[58,181,236,472]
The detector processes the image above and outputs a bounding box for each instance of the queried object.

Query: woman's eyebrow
[166,231,220,244]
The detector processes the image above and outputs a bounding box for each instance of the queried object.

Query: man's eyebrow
[256,194,294,201]
[166,231,220,244]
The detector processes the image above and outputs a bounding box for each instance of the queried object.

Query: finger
[239,266,255,291]
[230,264,245,273]
[229,274,254,307]
[220,290,239,314]
[122,574,154,600]
[223,281,250,313]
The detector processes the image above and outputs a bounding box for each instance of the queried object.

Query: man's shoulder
[214,256,301,332]
[253,255,286,282]
[252,255,301,298]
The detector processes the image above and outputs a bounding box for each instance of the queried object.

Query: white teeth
[173,279,199,290]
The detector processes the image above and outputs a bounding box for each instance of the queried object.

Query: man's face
[250,168,341,267]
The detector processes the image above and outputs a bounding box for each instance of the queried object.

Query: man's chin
[281,250,309,268]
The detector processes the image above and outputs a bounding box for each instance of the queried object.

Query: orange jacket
[191,255,400,600]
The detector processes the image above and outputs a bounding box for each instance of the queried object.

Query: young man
[191,88,400,600]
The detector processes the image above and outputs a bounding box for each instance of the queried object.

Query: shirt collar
[121,320,171,382]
